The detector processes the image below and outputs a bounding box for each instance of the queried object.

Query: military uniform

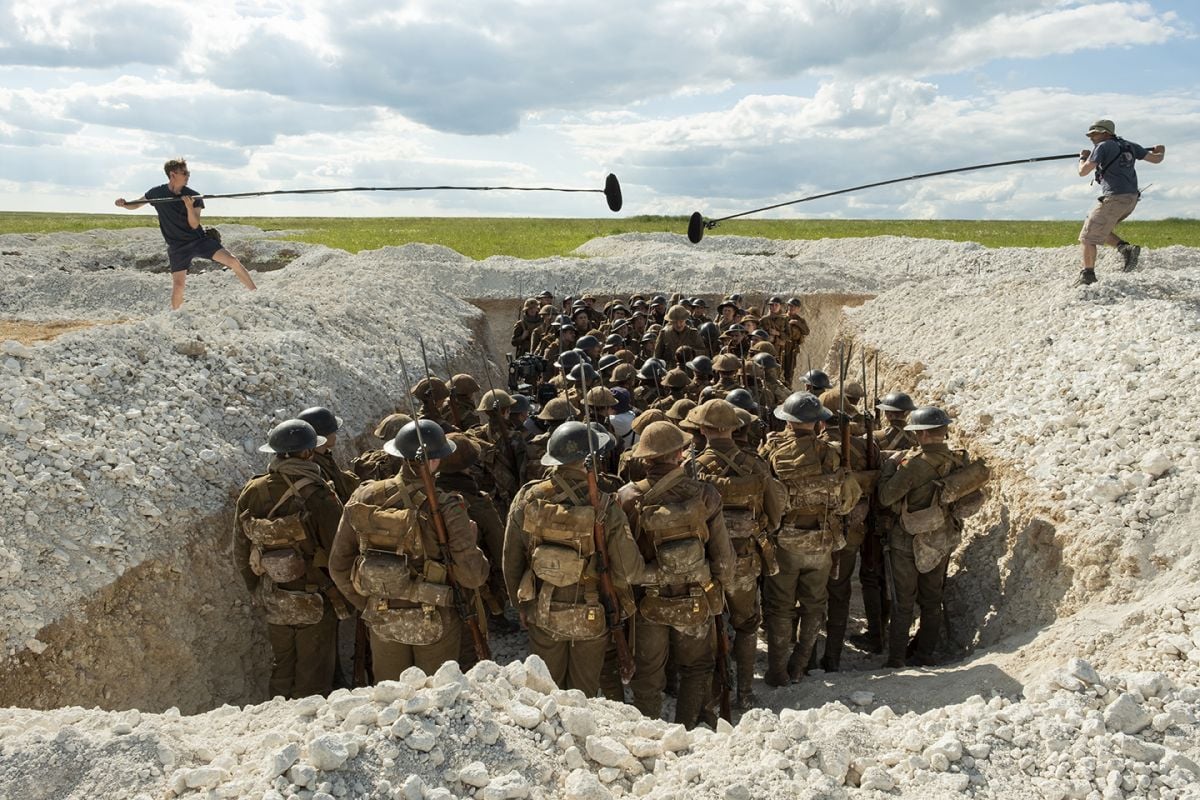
[511,314,543,357]
[693,437,784,706]
[234,457,345,698]
[653,325,706,364]
[503,463,649,697]
[877,442,982,666]
[618,460,734,727]
[468,417,526,511]
[875,424,918,452]
[760,428,858,684]
[312,448,361,504]
[328,464,490,679]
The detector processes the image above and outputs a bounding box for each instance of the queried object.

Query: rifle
[399,340,491,661]
[478,349,522,493]
[439,340,464,430]
[579,365,636,684]
[835,342,851,583]
[352,618,372,687]
[714,612,732,722]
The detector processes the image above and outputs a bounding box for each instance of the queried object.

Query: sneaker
[1074,269,1097,286]
[1117,243,1141,272]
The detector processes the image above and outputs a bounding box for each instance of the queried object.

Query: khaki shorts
[1079,193,1138,245]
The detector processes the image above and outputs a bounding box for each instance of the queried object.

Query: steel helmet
[905,406,953,431]
[712,353,742,373]
[877,392,917,413]
[373,412,413,441]
[448,374,480,395]
[666,397,697,422]
[536,396,575,421]
[476,389,515,412]
[509,394,532,415]
[384,419,456,460]
[774,392,833,424]
[688,399,741,432]
[297,406,343,436]
[629,421,690,459]
[577,335,601,352]
[543,420,613,466]
[259,419,324,454]
[637,360,668,381]
[666,304,691,322]
[597,353,620,373]
[688,355,713,376]
[725,388,759,414]
[802,369,833,392]
[555,349,585,371]
[612,363,638,383]
[752,352,779,371]
[567,362,602,386]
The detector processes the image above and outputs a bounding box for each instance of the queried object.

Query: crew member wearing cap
[512,298,545,357]
[235,419,347,698]
[1076,119,1165,286]
[329,421,490,679]
[653,305,706,364]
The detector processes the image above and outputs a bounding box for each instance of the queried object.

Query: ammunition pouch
[351,551,415,598]
[532,584,606,641]
[775,523,841,556]
[258,548,308,584]
[786,470,846,513]
[656,538,707,581]
[363,599,446,645]
[639,584,719,633]
[257,580,325,627]
[530,542,588,588]
[730,550,762,593]
[899,495,948,537]
[723,509,760,539]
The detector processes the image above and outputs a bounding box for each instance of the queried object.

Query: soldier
[817,409,874,672]
[234,419,347,698]
[726,388,767,450]
[712,353,742,392]
[526,396,575,481]
[875,392,919,452]
[760,393,860,685]
[690,298,710,325]
[443,374,482,431]
[781,300,810,385]
[468,389,525,512]
[652,305,706,363]
[618,421,734,727]
[298,406,361,504]
[665,398,697,430]
[540,316,578,376]
[509,394,533,440]
[801,369,833,396]
[412,376,454,432]
[351,413,411,483]
[611,362,638,396]
[759,296,787,349]
[649,368,691,413]
[436,433,518,639]
[512,298,544,357]
[716,300,739,327]
[690,400,784,709]
[329,421,490,678]
[719,324,750,358]
[877,407,988,667]
[755,352,791,411]
[618,409,668,482]
[577,334,603,365]
[503,421,650,696]
[633,360,668,409]
[686,355,715,399]
[581,294,606,329]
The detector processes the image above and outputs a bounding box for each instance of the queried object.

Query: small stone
[849,690,875,707]
[459,761,490,788]
[724,784,751,800]
[859,766,895,791]
[508,701,542,729]
[264,743,300,777]
[402,774,425,800]
[308,734,350,771]
[183,767,228,789]
[1066,658,1101,686]
[586,736,634,768]
[482,771,530,800]
[406,730,437,752]
[565,769,612,800]
[560,707,598,739]
[1104,693,1153,734]
[1139,450,1172,477]
[525,654,559,694]
[662,724,689,752]
[287,763,317,788]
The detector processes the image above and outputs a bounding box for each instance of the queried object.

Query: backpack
[241,474,318,585]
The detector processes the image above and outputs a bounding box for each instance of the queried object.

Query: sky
[0,0,1197,222]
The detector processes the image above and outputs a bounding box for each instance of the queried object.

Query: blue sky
[0,0,1196,222]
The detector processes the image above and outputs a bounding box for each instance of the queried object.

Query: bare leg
[171,270,187,310]
[212,249,257,291]
[1081,242,1098,269]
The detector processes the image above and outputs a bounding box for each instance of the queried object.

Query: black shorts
[167,236,224,272]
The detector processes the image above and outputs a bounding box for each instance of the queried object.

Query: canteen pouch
[730,550,761,592]
[363,600,445,645]
[950,489,986,520]
[347,501,425,557]
[258,581,324,627]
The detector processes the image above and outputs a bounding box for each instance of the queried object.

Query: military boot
[764,618,794,687]
[821,625,846,672]
[733,630,758,708]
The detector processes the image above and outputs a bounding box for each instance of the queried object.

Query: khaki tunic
[312,448,361,504]
[511,315,542,356]
[653,326,706,364]
[328,465,490,679]
[875,425,919,452]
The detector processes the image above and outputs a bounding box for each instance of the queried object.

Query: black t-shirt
[144,184,206,249]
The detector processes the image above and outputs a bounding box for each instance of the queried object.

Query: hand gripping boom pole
[131,174,623,213]
[687,153,1078,243]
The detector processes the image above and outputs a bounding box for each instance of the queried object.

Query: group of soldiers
[234,290,990,729]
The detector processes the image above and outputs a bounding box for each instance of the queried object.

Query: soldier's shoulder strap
[269,474,319,518]
[641,467,689,504]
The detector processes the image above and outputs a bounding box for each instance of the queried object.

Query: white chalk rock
[849,691,875,707]
[1067,658,1101,686]
[1114,733,1166,763]
[586,735,635,768]
[1139,450,1172,478]
[406,730,437,752]
[508,701,543,729]
[402,774,425,800]
[560,706,598,739]
[183,766,228,789]
[725,784,751,800]
[524,654,558,694]
[859,766,895,791]
[307,734,350,771]
[459,761,491,788]
[1,340,35,359]
[329,695,369,720]
[1104,693,1153,734]
[627,737,662,758]
[1090,476,1125,503]
[482,771,531,800]
[662,723,690,752]
[433,660,466,688]
[287,764,317,788]
[565,769,613,800]
[264,743,300,777]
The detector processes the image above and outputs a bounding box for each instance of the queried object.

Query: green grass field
[2,212,1197,261]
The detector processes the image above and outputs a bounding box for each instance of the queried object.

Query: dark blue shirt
[144,184,206,249]
[1089,138,1149,196]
